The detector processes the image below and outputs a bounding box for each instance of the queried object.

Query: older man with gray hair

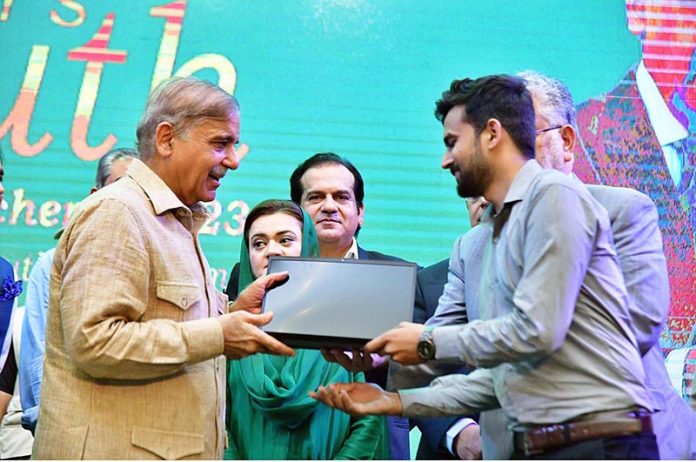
[92,147,138,191]
[32,77,294,459]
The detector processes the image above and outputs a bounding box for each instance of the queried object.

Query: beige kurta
[33,159,227,459]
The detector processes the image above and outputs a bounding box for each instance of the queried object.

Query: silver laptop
[262,256,417,349]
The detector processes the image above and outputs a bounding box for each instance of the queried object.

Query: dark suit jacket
[575,67,696,349]
[413,258,449,324]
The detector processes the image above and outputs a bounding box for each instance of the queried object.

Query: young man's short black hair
[434,74,536,160]
[289,152,365,209]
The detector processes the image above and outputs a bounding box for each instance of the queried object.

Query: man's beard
[454,144,491,199]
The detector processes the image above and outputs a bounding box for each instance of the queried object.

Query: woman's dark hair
[243,199,304,245]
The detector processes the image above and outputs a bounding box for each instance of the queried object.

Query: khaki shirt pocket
[131,427,204,459]
[156,281,200,312]
[36,424,89,459]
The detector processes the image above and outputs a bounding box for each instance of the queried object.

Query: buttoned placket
[174,205,225,455]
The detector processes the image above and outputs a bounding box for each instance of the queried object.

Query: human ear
[485,118,503,150]
[560,124,577,155]
[154,122,175,157]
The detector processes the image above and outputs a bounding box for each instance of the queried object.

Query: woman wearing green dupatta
[224,200,387,460]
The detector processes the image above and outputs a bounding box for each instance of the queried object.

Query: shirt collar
[635,60,688,146]
[127,158,210,231]
[476,160,542,227]
[502,159,543,206]
[343,238,360,259]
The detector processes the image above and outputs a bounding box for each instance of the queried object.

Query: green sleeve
[223,360,242,460]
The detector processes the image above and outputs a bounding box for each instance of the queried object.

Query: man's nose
[320,195,338,212]
[441,151,453,170]
[223,145,240,170]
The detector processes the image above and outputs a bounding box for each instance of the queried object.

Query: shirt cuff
[183,317,225,364]
[433,325,474,365]
[446,418,477,455]
[396,388,446,418]
[397,388,424,416]
[20,406,39,432]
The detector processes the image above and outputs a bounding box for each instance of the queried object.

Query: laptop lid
[262,256,417,349]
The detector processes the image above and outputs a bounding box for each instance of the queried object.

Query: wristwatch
[417,325,436,360]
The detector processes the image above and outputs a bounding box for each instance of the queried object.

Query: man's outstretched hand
[309,382,403,416]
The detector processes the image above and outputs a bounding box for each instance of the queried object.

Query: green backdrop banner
[0,1,638,291]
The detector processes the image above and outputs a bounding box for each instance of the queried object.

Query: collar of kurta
[126,158,210,232]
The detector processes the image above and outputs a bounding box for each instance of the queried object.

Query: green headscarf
[225,206,386,460]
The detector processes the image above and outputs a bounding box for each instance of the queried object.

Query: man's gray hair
[136,77,240,160]
[516,71,576,128]
[95,148,139,189]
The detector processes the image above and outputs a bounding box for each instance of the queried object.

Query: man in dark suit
[291,152,415,460]
[413,260,448,325]
[226,152,416,459]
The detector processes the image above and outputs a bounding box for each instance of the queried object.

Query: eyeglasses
[535,125,563,135]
